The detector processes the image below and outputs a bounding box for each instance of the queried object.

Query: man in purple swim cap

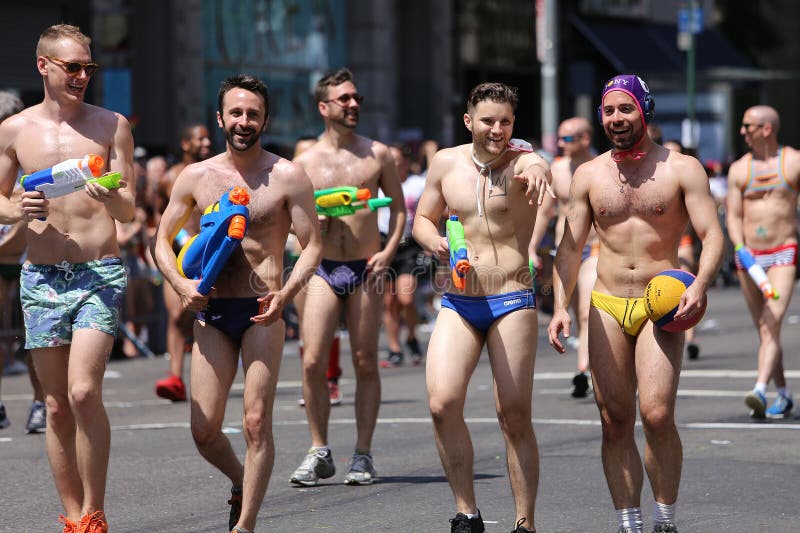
[547,75,725,533]
[599,74,654,161]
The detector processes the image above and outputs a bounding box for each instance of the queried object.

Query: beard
[335,110,359,129]
[476,133,507,157]
[607,123,644,151]
[222,118,264,152]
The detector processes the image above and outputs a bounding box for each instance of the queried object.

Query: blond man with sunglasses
[0,24,135,533]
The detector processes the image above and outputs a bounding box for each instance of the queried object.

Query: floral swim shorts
[20,258,127,349]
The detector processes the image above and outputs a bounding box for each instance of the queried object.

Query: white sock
[311,445,329,455]
[616,507,643,531]
[465,511,480,519]
[653,501,676,525]
[776,387,791,399]
[754,383,767,396]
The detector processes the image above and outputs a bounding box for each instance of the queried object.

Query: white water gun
[735,244,779,300]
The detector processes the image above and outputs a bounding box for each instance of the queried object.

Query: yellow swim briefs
[590,290,649,337]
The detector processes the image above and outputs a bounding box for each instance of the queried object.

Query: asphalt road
[1,284,799,532]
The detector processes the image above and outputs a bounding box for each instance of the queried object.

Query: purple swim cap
[599,74,654,125]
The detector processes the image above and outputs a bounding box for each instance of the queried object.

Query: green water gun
[446,215,471,290]
[314,186,392,217]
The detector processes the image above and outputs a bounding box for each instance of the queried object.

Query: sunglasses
[558,135,578,142]
[45,56,100,76]
[741,123,763,132]
[325,93,364,106]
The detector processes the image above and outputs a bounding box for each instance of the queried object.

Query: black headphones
[597,93,656,124]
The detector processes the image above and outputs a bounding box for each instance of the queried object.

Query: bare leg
[488,308,539,529]
[588,307,643,509]
[26,351,45,401]
[636,324,684,504]
[68,329,114,515]
[189,322,243,485]
[163,283,190,378]
[344,283,384,451]
[576,255,597,374]
[300,276,342,446]
[235,319,285,531]
[382,279,402,353]
[396,273,420,343]
[33,345,83,521]
[756,267,796,387]
[426,309,484,514]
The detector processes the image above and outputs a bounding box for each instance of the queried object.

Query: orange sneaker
[77,510,108,533]
[59,515,78,533]
[155,374,187,402]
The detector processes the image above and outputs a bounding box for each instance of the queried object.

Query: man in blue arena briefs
[548,75,723,533]
[413,81,553,533]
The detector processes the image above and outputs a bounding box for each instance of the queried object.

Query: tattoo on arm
[566,186,577,222]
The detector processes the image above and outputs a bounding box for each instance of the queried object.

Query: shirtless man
[154,75,321,533]
[0,24,136,533]
[547,117,597,397]
[154,123,212,401]
[290,68,406,487]
[413,82,552,533]
[727,105,800,419]
[547,75,723,533]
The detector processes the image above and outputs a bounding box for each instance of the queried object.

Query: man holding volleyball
[547,75,723,533]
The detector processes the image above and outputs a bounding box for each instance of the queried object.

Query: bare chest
[443,164,525,220]
[196,176,286,228]
[591,178,679,224]
[16,122,110,174]
[306,153,382,191]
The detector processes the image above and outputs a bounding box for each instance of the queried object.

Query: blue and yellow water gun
[176,187,249,295]
[446,215,471,290]
[314,186,392,217]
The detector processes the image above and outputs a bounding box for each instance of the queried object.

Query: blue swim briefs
[440,289,536,334]
[197,297,262,345]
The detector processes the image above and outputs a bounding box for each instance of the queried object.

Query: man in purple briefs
[291,68,406,487]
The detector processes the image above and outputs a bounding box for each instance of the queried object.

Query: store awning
[570,15,753,74]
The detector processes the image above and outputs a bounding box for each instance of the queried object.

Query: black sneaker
[653,523,678,533]
[228,484,243,531]
[449,510,485,533]
[0,401,9,429]
[511,517,534,532]
[26,400,46,433]
[571,372,589,398]
[686,343,699,360]
[406,338,423,365]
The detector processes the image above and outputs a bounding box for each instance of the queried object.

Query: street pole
[678,0,701,150]
[537,0,558,156]
[686,0,696,149]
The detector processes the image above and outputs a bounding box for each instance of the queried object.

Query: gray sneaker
[26,401,46,434]
[343,453,377,485]
[290,448,336,486]
[653,524,678,533]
